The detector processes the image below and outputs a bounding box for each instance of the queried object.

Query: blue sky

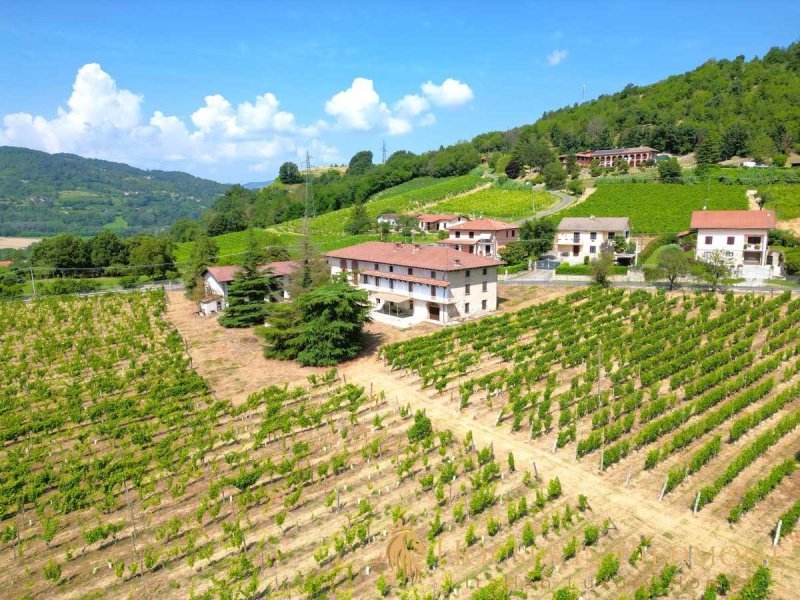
[0,1,798,183]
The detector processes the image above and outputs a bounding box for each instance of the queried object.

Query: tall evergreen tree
[345,200,371,234]
[695,134,722,165]
[218,232,275,328]
[183,234,219,297]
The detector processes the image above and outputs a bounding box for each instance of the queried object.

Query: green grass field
[761,184,800,220]
[559,183,748,234]
[643,243,685,266]
[428,187,554,220]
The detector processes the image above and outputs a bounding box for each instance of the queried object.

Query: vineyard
[560,183,748,234]
[380,287,800,597]
[1,288,797,599]
[428,186,555,221]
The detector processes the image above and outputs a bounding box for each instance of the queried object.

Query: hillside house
[554,216,638,265]
[690,210,781,279]
[323,241,503,327]
[435,218,520,259]
[417,213,466,232]
[201,260,300,312]
[559,146,659,168]
[376,213,402,228]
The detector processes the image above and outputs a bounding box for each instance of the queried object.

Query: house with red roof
[690,210,782,278]
[201,260,300,314]
[416,213,465,232]
[437,218,520,259]
[323,241,503,326]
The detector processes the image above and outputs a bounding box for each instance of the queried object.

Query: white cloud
[394,94,429,117]
[547,49,568,66]
[421,79,474,107]
[324,77,395,131]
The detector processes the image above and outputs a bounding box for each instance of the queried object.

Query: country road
[512,189,575,225]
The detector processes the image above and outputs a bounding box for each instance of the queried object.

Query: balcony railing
[359,282,456,304]
[744,243,763,251]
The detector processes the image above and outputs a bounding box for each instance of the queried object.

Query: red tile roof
[204,260,300,283]
[0,260,12,267]
[324,242,504,271]
[448,218,517,232]
[417,213,460,223]
[690,210,776,230]
[437,238,479,245]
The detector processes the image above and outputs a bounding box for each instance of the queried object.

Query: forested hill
[522,42,800,158]
[0,146,229,237]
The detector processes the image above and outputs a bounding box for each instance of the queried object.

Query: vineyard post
[625,469,631,487]
[659,476,668,501]
[693,491,701,515]
[533,462,540,481]
[773,519,782,546]
[687,545,693,569]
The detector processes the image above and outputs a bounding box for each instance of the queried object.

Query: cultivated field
[0,236,41,249]
[428,187,555,221]
[2,287,798,599]
[560,183,748,234]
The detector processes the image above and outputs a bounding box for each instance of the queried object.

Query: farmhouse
[435,218,520,259]
[554,216,638,265]
[201,260,300,313]
[690,210,782,279]
[376,213,402,227]
[323,241,503,327]
[559,146,659,168]
[416,213,466,232]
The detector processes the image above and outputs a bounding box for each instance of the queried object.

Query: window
[469,231,474,239]
[482,268,487,275]
[590,232,597,241]
[511,230,516,237]
[455,245,460,251]
[727,236,734,245]
[485,245,491,254]
[465,270,470,277]
[481,299,487,310]
[374,263,378,270]
[625,230,630,239]
[339,259,346,269]
[705,236,712,245]
[465,283,471,296]
[389,265,394,273]
[465,302,470,314]
[573,232,580,243]
[430,285,436,298]
[608,232,615,239]
[430,270,435,279]
[407,267,413,275]
[455,231,461,238]
[747,236,761,245]
[589,246,596,254]
[482,281,488,292]
[389,279,394,290]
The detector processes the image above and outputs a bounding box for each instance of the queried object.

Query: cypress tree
[219,232,275,328]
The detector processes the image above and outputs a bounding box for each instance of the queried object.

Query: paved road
[512,189,574,225]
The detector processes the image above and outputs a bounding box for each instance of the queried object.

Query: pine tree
[695,135,721,165]
[183,234,219,297]
[345,200,371,234]
[219,231,275,328]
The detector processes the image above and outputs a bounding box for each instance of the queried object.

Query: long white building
[323,241,504,327]
[554,216,637,265]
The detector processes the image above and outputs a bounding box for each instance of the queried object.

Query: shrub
[44,559,61,583]
[563,535,577,560]
[548,477,562,500]
[596,553,620,583]
[376,574,389,597]
[407,410,432,442]
[583,524,600,546]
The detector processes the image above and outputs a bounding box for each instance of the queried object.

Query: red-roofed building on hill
[323,241,504,326]
[690,210,782,279]
[416,213,466,232]
[436,218,520,259]
[558,146,659,168]
[201,260,300,314]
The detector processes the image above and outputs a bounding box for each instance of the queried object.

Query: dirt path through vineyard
[340,359,800,597]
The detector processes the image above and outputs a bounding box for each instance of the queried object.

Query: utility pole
[29,267,37,300]
[382,139,387,164]
[304,150,315,219]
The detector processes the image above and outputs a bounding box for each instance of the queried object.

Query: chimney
[395,242,402,249]
[453,258,461,266]
[590,214,595,220]
[413,243,421,253]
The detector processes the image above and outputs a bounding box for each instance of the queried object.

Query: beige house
[323,241,503,327]
[555,216,638,265]
[417,213,466,232]
[201,260,300,313]
[436,218,520,259]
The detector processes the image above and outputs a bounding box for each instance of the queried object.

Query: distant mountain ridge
[242,180,273,190]
[0,146,229,236]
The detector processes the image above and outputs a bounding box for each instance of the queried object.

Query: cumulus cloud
[421,79,474,107]
[547,49,568,66]
[393,94,430,117]
[324,77,395,131]
[0,63,331,177]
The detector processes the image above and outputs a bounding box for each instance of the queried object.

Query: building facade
[323,242,503,327]
[436,218,520,259]
[417,213,466,232]
[559,146,659,168]
[554,216,637,265]
[690,210,781,278]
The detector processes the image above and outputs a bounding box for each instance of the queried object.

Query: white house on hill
[436,218,520,259]
[323,241,503,327]
[417,214,465,232]
[554,216,638,265]
[690,210,781,279]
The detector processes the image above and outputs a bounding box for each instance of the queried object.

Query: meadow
[560,183,748,234]
[761,184,800,220]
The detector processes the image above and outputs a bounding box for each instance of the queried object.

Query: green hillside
[517,42,800,158]
[0,146,228,236]
[559,183,748,234]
